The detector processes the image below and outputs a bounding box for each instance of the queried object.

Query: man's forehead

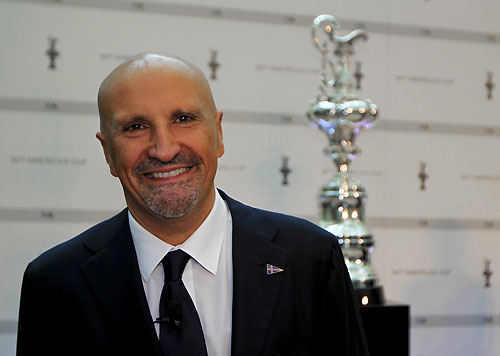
[98,53,217,129]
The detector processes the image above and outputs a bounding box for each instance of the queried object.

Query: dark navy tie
[158,250,208,356]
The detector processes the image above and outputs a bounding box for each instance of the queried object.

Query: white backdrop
[1,0,499,355]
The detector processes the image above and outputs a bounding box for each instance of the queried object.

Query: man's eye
[176,115,193,123]
[125,123,145,131]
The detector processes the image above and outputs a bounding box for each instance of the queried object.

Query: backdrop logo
[392,268,451,276]
[99,53,131,61]
[461,173,500,182]
[396,74,454,86]
[46,36,60,70]
[208,49,220,80]
[418,161,428,191]
[354,62,364,90]
[218,163,245,171]
[483,259,493,288]
[10,155,86,166]
[280,156,291,185]
[256,64,319,75]
[322,168,383,176]
[485,71,495,100]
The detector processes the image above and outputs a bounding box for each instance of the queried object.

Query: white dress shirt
[129,189,233,356]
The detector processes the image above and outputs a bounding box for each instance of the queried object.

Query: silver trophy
[307,14,383,305]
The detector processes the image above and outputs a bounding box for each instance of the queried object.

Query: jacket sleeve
[17,263,47,356]
[317,239,370,356]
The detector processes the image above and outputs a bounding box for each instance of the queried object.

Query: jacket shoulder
[219,190,336,253]
[27,209,128,272]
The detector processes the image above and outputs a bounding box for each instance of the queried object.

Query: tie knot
[162,250,190,281]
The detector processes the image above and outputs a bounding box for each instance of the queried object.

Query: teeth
[148,167,190,178]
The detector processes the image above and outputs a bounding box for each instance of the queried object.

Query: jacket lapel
[221,192,289,355]
[80,210,163,356]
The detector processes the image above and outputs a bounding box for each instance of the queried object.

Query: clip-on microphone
[154,299,182,327]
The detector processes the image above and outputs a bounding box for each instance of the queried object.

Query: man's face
[97,67,224,222]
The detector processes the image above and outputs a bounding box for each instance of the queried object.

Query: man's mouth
[146,167,191,178]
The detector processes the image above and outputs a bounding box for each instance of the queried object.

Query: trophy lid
[307,14,378,169]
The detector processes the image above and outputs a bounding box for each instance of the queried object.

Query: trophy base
[354,286,385,305]
[359,302,410,356]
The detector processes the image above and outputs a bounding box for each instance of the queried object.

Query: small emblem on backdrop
[485,71,495,100]
[208,49,220,80]
[483,259,493,288]
[280,156,292,186]
[354,62,364,90]
[46,36,60,70]
[418,161,428,191]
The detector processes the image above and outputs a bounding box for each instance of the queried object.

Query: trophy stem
[336,55,353,99]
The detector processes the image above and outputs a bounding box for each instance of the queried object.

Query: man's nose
[147,127,180,162]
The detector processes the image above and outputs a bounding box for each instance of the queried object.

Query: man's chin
[142,192,199,219]
[150,206,193,219]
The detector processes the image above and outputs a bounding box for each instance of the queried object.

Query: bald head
[97,53,217,136]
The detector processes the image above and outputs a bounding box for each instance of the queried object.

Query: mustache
[133,152,202,173]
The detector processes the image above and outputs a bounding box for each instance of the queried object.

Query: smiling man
[17,54,368,356]
[96,55,224,246]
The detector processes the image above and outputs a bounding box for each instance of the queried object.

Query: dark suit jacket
[17,191,368,356]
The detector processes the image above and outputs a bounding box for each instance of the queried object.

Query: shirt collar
[129,189,228,282]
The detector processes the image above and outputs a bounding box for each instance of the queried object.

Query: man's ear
[216,111,224,158]
[96,131,118,177]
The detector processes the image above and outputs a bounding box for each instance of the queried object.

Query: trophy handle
[312,14,339,49]
[334,29,367,59]
[335,29,367,45]
[312,15,340,98]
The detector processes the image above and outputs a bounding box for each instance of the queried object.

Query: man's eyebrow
[170,109,206,118]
